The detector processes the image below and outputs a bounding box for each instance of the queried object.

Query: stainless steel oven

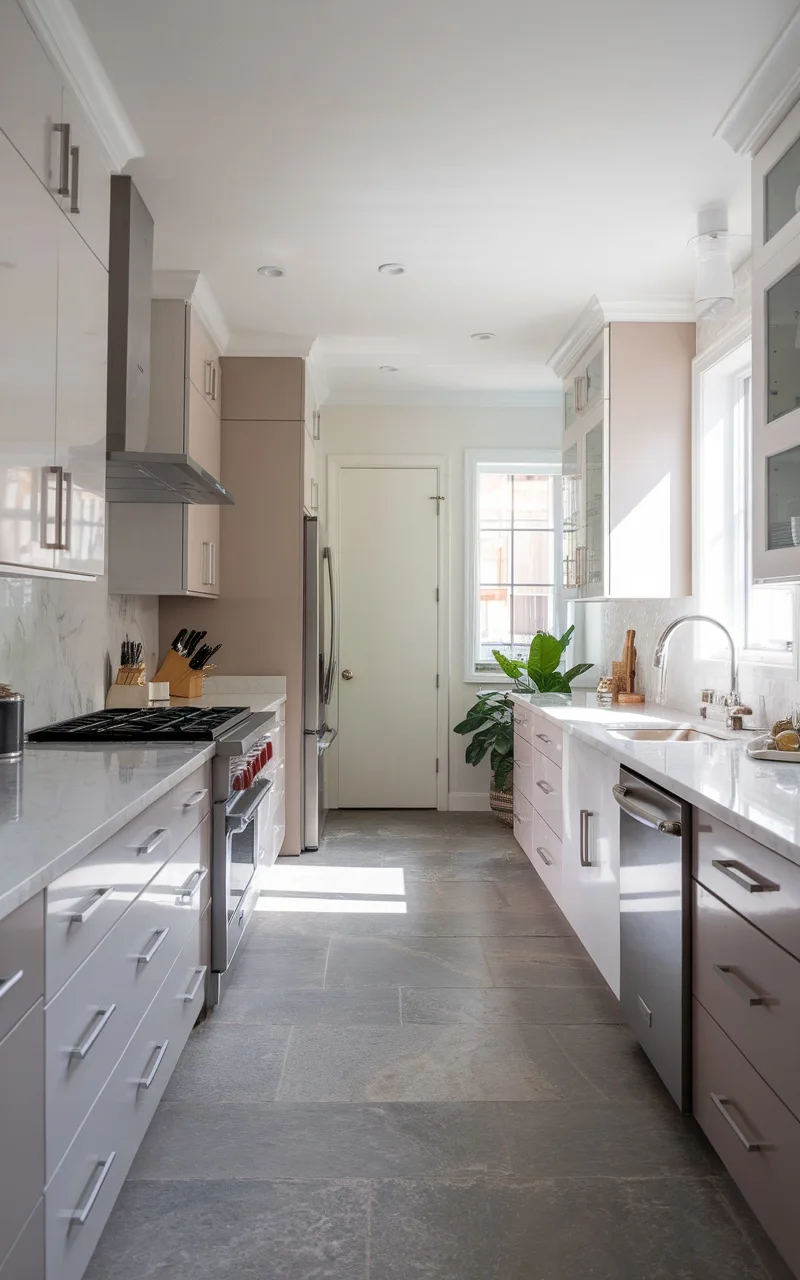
[209,712,277,1005]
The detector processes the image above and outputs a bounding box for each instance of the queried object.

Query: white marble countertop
[511,692,800,867]
[0,744,214,923]
[168,675,287,718]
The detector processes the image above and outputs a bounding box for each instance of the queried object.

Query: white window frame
[693,331,798,676]
[464,448,562,683]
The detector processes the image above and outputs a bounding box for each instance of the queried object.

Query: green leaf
[465,736,490,766]
[562,662,594,685]
[528,632,563,676]
[558,624,575,650]
[492,651,523,681]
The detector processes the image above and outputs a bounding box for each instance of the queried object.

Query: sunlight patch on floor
[255,864,408,914]
[254,895,408,914]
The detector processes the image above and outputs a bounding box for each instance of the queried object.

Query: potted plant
[454,628,593,824]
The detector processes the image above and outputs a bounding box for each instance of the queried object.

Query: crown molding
[306,350,330,407]
[548,294,697,376]
[19,0,142,171]
[714,8,800,156]
[151,271,230,353]
[324,388,563,410]
[225,330,317,359]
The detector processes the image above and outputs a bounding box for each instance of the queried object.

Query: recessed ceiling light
[471,331,495,341]
[257,265,284,277]
[379,365,399,373]
[378,263,405,275]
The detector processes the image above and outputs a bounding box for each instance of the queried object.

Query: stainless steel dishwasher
[613,767,692,1111]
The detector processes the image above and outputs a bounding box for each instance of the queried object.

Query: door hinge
[429,495,445,514]
[435,587,440,603]
[436,674,440,689]
[436,757,440,774]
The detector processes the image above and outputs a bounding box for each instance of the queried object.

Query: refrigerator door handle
[322,545,337,705]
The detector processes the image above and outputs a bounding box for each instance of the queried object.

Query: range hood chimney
[105,176,233,505]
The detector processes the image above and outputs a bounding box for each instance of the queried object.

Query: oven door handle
[226,778,273,833]
[612,783,682,836]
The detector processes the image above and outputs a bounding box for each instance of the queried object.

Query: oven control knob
[232,770,247,791]
[266,741,274,761]
[259,746,269,768]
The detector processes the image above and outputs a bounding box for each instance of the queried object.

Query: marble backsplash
[0,575,158,730]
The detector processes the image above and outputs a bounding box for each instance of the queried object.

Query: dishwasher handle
[612,783,682,837]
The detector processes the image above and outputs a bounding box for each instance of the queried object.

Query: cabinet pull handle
[137,827,168,857]
[178,866,208,902]
[535,733,552,745]
[0,970,23,1001]
[181,965,207,1003]
[69,144,80,213]
[53,121,70,195]
[211,541,216,587]
[135,1040,170,1090]
[313,410,321,441]
[536,779,554,795]
[136,926,170,966]
[711,859,779,894]
[183,788,208,810]
[535,845,554,867]
[212,364,219,402]
[69,1004,116,1060]
[514,716,525,726]
[41,466,64,549]
[712,964,767,1006]
[204,360,214,396]
[710,1094,763,1152]
[61,471,73,551]
[69,885,114,924]
[68,1152,116,1224]
[579,808,593,867]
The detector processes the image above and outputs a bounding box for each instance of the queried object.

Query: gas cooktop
[28,706,252,743]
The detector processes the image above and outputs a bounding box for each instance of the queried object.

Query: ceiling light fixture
[471,332,495,341]
[378,263,405,275]
[379,365,399,373]
[257,265,284,277]
[688,207,736,318]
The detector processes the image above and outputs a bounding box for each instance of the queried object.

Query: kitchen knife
[201,643,222,668]
[186,630,207,657]
[171,629,187,653]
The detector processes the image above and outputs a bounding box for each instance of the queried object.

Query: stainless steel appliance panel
[303,517,338,851]
[615,767,691,1110]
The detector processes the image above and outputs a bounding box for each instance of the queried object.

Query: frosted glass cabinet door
[561,442,581,590]
[0,132,58,571]
[583,420,605,597]
[53,219,107,576]
[765,263,800,425]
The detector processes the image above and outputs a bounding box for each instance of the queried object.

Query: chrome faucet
[653,615,743,725]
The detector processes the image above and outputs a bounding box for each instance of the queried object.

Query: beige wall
[320,403,562,808]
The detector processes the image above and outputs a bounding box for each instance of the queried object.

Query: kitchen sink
[612,726,717,742]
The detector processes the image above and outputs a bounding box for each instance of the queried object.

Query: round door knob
[342,669,354,681]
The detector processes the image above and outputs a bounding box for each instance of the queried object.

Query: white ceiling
[75,0,798,403]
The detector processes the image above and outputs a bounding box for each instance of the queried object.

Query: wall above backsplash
[0,575,158,730]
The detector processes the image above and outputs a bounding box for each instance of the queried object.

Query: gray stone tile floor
[86,810,792,1279]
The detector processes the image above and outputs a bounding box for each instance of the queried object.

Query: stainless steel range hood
[106,177,233,505]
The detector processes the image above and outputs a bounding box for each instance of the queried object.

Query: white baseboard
[448,792,491,812]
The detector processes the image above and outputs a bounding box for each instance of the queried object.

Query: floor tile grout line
[543,1024,610,1101]
[322,936,332,990]
[274,1025,294,1100]
[398,986,403,1026]
[365,1180,372,1280]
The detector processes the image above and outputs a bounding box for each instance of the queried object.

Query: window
[466,451,561,680]
[696,343,795,664]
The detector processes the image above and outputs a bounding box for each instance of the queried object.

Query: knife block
[170,669,206,700]
[153,649,190,689]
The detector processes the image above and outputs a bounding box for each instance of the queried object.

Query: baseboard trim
[448,792,491,812]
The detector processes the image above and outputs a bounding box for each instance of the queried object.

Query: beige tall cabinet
[159,357,314,856]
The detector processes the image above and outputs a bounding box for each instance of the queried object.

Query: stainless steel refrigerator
[303,516,338,850]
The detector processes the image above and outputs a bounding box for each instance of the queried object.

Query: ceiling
[75,0,798,404]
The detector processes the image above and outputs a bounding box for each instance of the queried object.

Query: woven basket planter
[489,774,513,826]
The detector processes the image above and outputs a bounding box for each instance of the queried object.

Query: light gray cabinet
[0,892,44,1043]
[58,87,110,270]
[0,1002,44,1266]
[0,0,62,191]
[0,1202,44,1280]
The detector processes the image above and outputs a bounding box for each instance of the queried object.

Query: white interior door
[338,466,439,807]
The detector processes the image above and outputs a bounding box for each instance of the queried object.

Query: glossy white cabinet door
[0,132,58,571]
[0,0,62,193]
[53,217,107,576]
[59,88,111,269]
[561,735,621,995]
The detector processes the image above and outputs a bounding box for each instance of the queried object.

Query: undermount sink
[612,727,716,742]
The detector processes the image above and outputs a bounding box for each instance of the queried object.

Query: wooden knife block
[153,650,215,699]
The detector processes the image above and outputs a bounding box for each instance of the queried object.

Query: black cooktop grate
[28,706,251,743]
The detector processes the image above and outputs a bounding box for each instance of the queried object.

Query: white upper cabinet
[0,0,62,193]
[753,98,800,274]
[59,88,111,270]
[0,131,60,572]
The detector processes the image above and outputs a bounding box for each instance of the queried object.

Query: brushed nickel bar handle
[137,828,168,857]
[535,845,554,867]
[710,1094,763,1152]
[53,121,70,195]
[69,1004,116,1060]
[136,926,170,966]
[68,1153,116,1224]
[135,1041,170,1090]
[69,144,80,213]
[711,859,779,894]
[69,885,114,924]
[178,866,208,902]
[181,966,207,1003]
[535,732,552,745]
[713,964,767,1006]
[579,808,593,867]
[41,466,64,549]
[0,970,23,1001]
[183,789,208,809]
[536,779,554,795]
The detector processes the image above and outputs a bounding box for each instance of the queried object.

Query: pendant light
[688,206,735,319]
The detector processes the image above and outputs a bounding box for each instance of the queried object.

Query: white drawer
[532,713,563,767]
[513,789,534,861]
[532,749,562,839]
[45,908,208,1280]
[271,797,287,863]
[532,810,563,904]
[512,703,534,746]
[46,763,211,998]
[513,731,535,805]
[46,818,210,1179]
[0,892,44,1045]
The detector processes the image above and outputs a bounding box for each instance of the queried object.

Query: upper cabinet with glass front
[752,103,800,582]
[556,308,694,600]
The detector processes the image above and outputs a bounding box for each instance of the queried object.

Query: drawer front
[46,818,210,1178]
[45,909,208,1280]
[513,789,534,861]
[0,892,44,1043]
[46,763,210,997]
[693,999,800,1278]
[512,705,534,746]
[0,1002,43,1265]
[533,749,562,838]
[513,730,535,805]
[694,883,800,1119]
[532,713,563,767]
[0,1199,44,1280]
[532,810,562,902]
[694,811,800,960]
